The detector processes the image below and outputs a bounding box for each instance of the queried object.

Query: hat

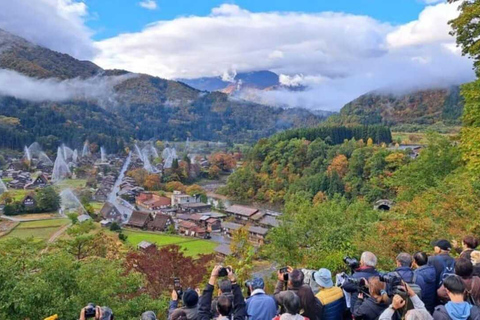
[251,277,264,290]
[141,311,157,320]
[182,289,199,307]
[100,307,114,320]
[314,268,333,288]
[435,239,452,251]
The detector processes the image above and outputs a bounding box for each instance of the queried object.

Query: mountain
[0,29,325,152]
[328,87,464,130]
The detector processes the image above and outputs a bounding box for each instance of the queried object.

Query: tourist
[170,310,188,320]
[433,275,480,320]
[314,268,346,320]
[272,291,308,320]
[352,276,389,320]
[379,282,432,320]
[245,277,277,320]
[343,251,380,311]
[79,305,114,320]
[141,311,159,320]
[211,279,233,318]
[198,265,246,320]
[428,240,456,288]
[471,251,480,277]
[453,236,479,260]
[297,285,322,320]
[413,251,437,313]
[437,258,480,305]
[169,288,200,320]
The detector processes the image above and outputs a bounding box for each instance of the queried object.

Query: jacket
[198,283,246,320]
[316,286,346,320]
[353,296,389,320]
[437,277,480,305]
[274,282,322,320]
[168,301,200,320]
[342,266,379,311]
[379,294,428,320]
[429,254,456,288]
[246,289,277,320]
[415,264,437,313]
[389,266,426,294]
[273,313,308,320]
[433,304,480,320]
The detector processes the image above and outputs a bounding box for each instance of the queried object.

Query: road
[48,223,72,243]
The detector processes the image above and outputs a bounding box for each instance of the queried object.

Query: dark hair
[444,275,466,295]
[283,291,301,315]
[298,285,318,317]
[396,252,413,267]
[170,310,186,320]
[463,236,479,250]
[217,294,233,316]
[219,279,232,293]
[289,269,304,288]
[455,258,473,277]
[413,252,428,266]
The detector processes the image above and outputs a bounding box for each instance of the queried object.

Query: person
[414,251,437,313]
[428,240,456,288]
[388,253,426,297]
[437,258,480,305]
[245,277,277,320]
[170,310,188,320]
[352,276,389,320]
[379,282,432,320]
[211,279,233,318]
[433,275,480,320]
[453,236,479,261]
[272,291,308,320]
[470,251,480,277]
[274,267,322,320]
[79,305,114,320]
[313,268,346,320]
[342,251,380,311]
[169,288,200,320]
[142,311,159,320]
[198,265,246,320]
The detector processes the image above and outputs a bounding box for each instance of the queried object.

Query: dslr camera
[379,274,406,297]
[84,303,96,319]
[343,256,360,273]
[174,277,183,300]
[218,266,232,277]
[279,267,289,281]
[244,280,253,297]
[337,273,369,294]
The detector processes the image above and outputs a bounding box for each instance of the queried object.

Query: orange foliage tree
[327,154,349,178]
[209,153,237,172]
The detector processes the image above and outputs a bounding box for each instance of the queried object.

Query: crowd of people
[67,236,480,320]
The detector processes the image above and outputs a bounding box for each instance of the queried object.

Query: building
[259,215,279,228]
[221,221,243,237]
[248,226,269,245]
[148,213,174,232]
[93,188,110,201]
[205,217,221,232]
[22,194,36,208]
[178,220,206,237]
[138,241,156,251]
[100,219,112,228]
[136,192,171,211]
[179,202,211,213]
[24,174,49,189]
[171,191,199,206]
[100,202,124,223]
[214,244,232,259]
[78,214,92,223]
[127,211,153,229]
[225,205,259,222]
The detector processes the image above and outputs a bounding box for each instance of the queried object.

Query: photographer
[211,279,233,318]
[169,288,200,320]
[245,277,277,320]
[379,282,431,320]
[386,253,425,298]
[413,252,437,314]
[352,276,389,320]
[343,252,380,311]
[198,265,246,320]
[433,275,480,320]
[437,258,480,305]
[274,267,322,320]
[141,311,159,320]
[314,268,346,320]
[272,291,308,320]
[79,305,114,320]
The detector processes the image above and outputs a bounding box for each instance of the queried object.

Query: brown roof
[148,214,172,230]
[144,197,171,207]
[226,205,259,217]
[248,226,269,236]
[100,202,122,220]
[215,244,232,256]
[180,202,211,209]
[179,220,198,229]
[259,215,279,228]
[127,211,152,228]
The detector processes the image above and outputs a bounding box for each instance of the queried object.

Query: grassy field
[90,202,105,212]
[123,230,217,256]
[55,179,88,190]
[2,218,70,241]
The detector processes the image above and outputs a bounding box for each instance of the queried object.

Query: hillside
[0,29,324,151]
[329,87,464,131]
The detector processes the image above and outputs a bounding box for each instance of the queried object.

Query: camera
[218,266,232,277]
[379,274,407,297]
[279,267,289,281]
[174,277,183,300]
[337,273,369,294]
[245,280,253,297]
[84,303,96,318]
[343,256,360,272]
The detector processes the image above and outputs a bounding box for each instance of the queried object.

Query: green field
[55,179,88,189]
[2,219,70,241]
[124,230,217,256]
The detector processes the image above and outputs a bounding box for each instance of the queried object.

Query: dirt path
[47,223,71,243]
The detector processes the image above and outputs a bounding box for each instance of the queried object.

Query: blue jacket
[390,266,426,291]
[415,265,437,313]
[429,253,456,289]
[246,290,277,320]
[342,266,379,312]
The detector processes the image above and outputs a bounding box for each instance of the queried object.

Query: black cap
[435,239,452,251]
[182,289,199,307]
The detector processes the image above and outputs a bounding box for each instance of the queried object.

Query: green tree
[36,186,61,212]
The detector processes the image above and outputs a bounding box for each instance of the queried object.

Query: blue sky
[85,0,429,40]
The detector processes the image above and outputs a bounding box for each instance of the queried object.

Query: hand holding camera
[79,303,102,320]
[391,294,406,310]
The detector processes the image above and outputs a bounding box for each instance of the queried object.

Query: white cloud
[0,0,96,59]
[139,0,157,10]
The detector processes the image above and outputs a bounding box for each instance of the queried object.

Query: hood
[416,265,436,283]
[280,314,305,320]
[445,302,472,320]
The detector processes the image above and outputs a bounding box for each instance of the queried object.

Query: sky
[0,0,475,111]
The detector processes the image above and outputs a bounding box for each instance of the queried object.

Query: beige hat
[471,250,480,265]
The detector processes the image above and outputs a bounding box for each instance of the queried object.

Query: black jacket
[353,296,389,320]
[342,267,379,312]
[199,283,246,320]
[274,282,322,320]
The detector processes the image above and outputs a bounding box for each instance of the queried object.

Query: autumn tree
[226,226,255,285]
[165,181,186,192]
[327,154,349,178]
[144,174,162,190]
[186,184,205,197]
[209,153,237,172]
[127,168,149,186]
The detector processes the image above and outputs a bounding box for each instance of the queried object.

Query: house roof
[248,226,269,236]
[78,214,92,223]
[138,241,155,250]
[250,211,266,221]
[176,214,192,221]
[214,244,232,256]
[148,213,172,230]
[127,211,152,227]
[143,196,171,207]
[202,211,226,218]
[179,202,210,209]
[226,205,259,217]
[259,215,279,228]
[221,222,243,231]
[179,220,198,229]
[100,202,121,219]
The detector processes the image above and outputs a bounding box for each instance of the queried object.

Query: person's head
[455,258,473,278]
[297,285,318,316]
[141,311,158,320]
[217,294,233,316]
[413,252,428,268]
[282,291,301,315]
[360,251,377,268]
[170,310,186,320]
[288,269,304,288]
[368,277,389,304]
[463,236,479,250]
[251,277,264,290]
[182,289,199,308]
[219,279,232,295]
[443,275,466,299]
[314,268,333,288]
[100,307,114,320]
[434,239,452,254]
[396,253,413,268]
[405,309,433,320]
[471,251,480,266]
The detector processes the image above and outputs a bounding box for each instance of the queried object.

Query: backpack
[466,278,480,306]
[438,258,456,287]
[394,271,422,299]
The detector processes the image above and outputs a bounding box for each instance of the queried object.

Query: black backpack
[438,258,455,287]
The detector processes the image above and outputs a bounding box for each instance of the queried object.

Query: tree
[367,138,373,146]
[226,226,255,286]
[127,168,149,186]
[208,165,221,179]
[209,153,237,172]
[36,186,61,212]
[327,154,349,178]
[185,184,205,197]
[165,181,186,192]
[144,174,162,190]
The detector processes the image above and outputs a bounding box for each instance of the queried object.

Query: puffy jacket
[342,266,379,311]
[429,254,456,289]
[415,264,437,313]
[353,296,389,320]
[316,286,346,320]
[433,304,480,320]
[246,289,277,320]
